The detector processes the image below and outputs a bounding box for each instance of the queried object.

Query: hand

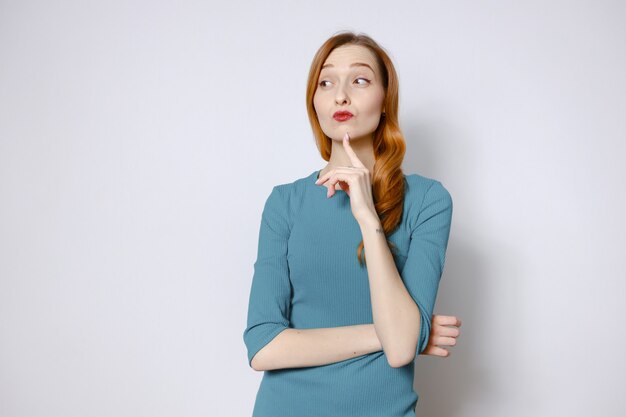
[421,314,462,357]
[314,131,378,224]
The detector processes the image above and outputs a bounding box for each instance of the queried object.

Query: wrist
[358,213,382,231]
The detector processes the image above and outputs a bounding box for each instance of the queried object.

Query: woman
[243,31,461,417]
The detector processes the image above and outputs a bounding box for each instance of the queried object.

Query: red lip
[333,111,353,121]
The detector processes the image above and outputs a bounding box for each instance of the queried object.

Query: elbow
[244,322,289,372]
[386,344,416,368]
[249,343,274,371]
[250,354,266,372]
[385,319,421,368]
[386,332,419,368]
[387,352,414,368]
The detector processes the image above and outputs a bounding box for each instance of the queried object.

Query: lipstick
[333,111,353,121]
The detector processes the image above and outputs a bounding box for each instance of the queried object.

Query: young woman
[243,31,461,417]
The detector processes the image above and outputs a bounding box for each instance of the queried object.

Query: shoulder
[404,172,452,202]
[271,172,308,195]
[403,172,453,229]
[262,171,313,228]
[267,171,311,204]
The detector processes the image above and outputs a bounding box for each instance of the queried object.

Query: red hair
[305,31,406,266]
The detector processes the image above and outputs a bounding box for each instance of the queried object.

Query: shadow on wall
[402,118,529,415]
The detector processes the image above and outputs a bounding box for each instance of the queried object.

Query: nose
[334,83,350,106]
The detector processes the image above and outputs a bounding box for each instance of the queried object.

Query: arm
[359,181,453,367]
[359,217,421,368]
[243,186,383,371]
[252,324,382,371]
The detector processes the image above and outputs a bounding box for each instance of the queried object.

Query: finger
[433,325,461,338]
[342,131,366,168]
[430,335,457,347]
[322,172,355,196]
[433,314,462,327]
[433,314,457,325]
[432,323,461,337]
[421,345,450,357]
[316,167,360,185]
[315,170,337,185]
[322,182,334,198]
[324,177,350,198]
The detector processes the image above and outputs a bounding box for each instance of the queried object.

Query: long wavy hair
[306,31,406,266]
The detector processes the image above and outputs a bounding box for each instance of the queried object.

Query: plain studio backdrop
[1,1,625,416]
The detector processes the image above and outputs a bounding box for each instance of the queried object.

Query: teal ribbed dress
[243,169,453,417]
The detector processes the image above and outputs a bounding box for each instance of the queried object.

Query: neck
[321,132,376,177]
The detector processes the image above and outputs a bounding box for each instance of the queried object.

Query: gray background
[1,0,625,416]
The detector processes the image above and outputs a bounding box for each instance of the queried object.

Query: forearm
[359,215,421,367]
[252,324,382,371]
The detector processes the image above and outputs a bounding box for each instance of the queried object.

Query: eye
[318,78,370,88]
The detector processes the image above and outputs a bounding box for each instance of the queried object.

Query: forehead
[321,45,378,73]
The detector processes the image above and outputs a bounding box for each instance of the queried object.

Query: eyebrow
[321,62,374,72]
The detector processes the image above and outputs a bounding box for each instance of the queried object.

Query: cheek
[313,93,322,112]
[362,98,383,115]
[364,92,385,115]
[313,94,329,119]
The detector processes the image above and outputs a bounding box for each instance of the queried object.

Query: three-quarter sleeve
[243,185,292,368]
[400,181,453,357]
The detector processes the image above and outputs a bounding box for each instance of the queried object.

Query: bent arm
[359,180,453,367]
[245,186,382,372]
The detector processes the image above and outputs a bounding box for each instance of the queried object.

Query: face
[313,44,386,142]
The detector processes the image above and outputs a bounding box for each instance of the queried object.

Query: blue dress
[243,169,453,417]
